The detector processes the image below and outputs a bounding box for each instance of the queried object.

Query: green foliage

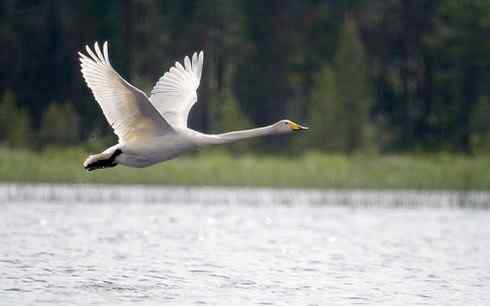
[309,18,374,153]
[0,91,32,148]
[333,17,373,152]
[0,147,488,190]
[470,95,490,152]
[210,89,255,154]
[1,1,490,153]
[221,94,251,130]
[421,0,490,151]
[40,102,80,146]
[308,66,345,151]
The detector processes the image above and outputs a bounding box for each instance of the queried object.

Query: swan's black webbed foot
[84,149,122,172]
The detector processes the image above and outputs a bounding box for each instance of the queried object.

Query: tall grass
[0,147,488,190]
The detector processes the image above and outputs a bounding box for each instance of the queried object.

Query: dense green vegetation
[0,2,488,191]
[1,1,490,154]
[0,148,488,190]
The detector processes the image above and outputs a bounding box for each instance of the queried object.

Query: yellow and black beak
[287,121,309,131]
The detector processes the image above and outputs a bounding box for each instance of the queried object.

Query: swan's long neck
[200,125,276,145]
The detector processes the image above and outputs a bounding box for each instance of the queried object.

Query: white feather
[79,42,307,171]
[79,41,171,143]
[149,51,204,128]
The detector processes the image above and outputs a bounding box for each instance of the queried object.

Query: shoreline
[0,147,489,191]
[2,183,489,208]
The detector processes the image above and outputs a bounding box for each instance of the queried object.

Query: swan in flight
[79,41,308,171]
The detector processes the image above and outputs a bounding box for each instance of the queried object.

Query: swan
[79,41,308,171]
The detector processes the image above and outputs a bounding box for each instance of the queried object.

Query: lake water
[1,184,489,305]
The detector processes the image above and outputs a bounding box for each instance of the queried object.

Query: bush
[470,95,490,152]
[40,102,80,146]
[0,91,32,148]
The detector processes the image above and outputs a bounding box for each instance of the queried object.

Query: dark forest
[1,0,490,154]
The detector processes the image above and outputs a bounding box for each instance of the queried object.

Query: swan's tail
[83,149,122,171]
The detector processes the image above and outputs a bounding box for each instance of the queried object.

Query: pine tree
[309,17,373,153]
[308,66,347,151]
[333,16,373,152]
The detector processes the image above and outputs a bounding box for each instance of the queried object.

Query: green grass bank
[0,147,488,190]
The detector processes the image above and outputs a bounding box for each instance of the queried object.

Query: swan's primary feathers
[150,51,204,128]
[79,42,172,143]
[79,41,307,171]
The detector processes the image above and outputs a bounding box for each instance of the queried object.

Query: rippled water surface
[1,185,490,305]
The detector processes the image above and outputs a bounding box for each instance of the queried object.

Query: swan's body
[79,42,307,171]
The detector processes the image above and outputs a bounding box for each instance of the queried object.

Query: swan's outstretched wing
[149,51,204,128]
[79,41,172,143]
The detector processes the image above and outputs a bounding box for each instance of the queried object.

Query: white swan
[79,41,308,171]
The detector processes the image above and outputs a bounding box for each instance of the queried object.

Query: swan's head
[273,120,309,134]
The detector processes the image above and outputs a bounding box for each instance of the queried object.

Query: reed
[0,147,488,190]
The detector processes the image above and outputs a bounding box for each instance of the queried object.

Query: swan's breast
[116,135,196,167]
